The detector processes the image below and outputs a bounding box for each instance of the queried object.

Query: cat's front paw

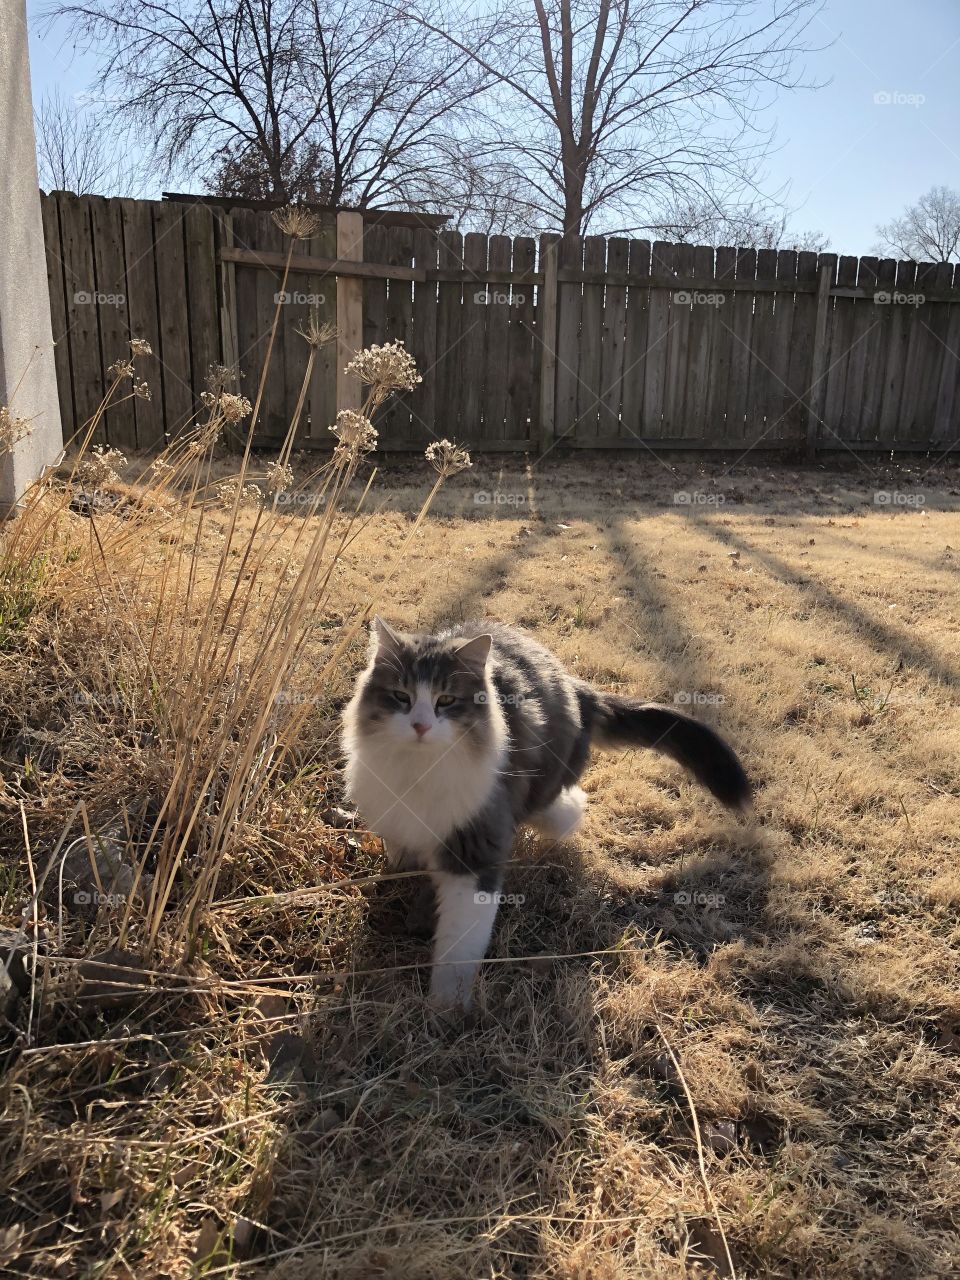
[427,968,473,1018]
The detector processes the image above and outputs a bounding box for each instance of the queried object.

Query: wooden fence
[41,193,960,456]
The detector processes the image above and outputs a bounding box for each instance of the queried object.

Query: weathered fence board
[506,236,537,440]
[40,194,960,458]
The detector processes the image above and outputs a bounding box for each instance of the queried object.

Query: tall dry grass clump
[0,242,465,979]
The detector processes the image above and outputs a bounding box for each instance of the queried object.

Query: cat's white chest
[345,736,499,862]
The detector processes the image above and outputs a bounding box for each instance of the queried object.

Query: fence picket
[620,240,650,441]
[506,236,537,441]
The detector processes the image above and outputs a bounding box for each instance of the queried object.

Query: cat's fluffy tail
[583,692,752,810]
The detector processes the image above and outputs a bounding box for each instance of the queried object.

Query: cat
[341,617,751,1013]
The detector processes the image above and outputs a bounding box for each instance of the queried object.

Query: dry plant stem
[170,472,369,940]
[270,346,318,510]
[655,1019,737,1280]
[212,236,295,574]
[19,804,40,1046]
[144,467,358,948]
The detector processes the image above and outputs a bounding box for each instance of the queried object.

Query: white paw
[427,968,473,1014]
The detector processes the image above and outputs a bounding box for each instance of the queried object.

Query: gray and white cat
[342,618,751,1013]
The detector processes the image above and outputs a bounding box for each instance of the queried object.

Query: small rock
[232,1216,255,1253]
[704,1120,738,1155]
[651,1053,679,1085]
[193,1218,229,1268]
[0,929,33,1005]
[0,966,18,1018]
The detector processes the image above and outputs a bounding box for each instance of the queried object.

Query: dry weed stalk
[1,288,466,971]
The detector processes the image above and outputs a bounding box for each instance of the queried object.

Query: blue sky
[24,0,960,255]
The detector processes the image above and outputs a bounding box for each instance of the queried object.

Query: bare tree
[874,186,960,263]
[35,89,146,195]
[404,0,822,237]
[647,191,828,251]
[46,0,482,206]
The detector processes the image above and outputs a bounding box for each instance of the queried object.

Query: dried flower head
[330,410,378,455]
[272,206,323,240]
[0,406,30,454]
[201,391,252,425]
[216,478,263,507]
[297,314,339,349]
[265,460,294,495]
[78,444,127,486]
[108,358,135,382]
[425,439,472,477]
[133,380,151,401]
[344,341,421,393]
[206,364,236,395]
[129,338,153,358]
[148,457,173,479]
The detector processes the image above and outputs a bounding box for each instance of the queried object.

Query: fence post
[538,235,560,454]
[0,0,63,514]
[806,262,833,461]
[336,211,364,415]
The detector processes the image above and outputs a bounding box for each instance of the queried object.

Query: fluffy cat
[342,617,751,1012]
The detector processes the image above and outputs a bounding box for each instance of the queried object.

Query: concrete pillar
[0,0,64,515]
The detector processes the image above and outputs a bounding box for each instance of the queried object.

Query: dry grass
[1,443,959,1278]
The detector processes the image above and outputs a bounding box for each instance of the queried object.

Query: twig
[19,804,40,1047]
[654,1016,737,1280]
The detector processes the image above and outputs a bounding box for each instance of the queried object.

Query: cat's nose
[412,721,431,738]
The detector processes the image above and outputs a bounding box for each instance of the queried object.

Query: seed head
[0,406,30,454]
[78,444,127,486]
[425,439,471,477]
[265,460,294,495]
[330,410,378,455]
[272,206,323,240]
[216,478,263,507]
[297,315,339,349]
[201,391,252,424]
[344,341,421,393]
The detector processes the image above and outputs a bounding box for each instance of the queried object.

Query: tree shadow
[683,509,960,692]
[254,502,956,1277]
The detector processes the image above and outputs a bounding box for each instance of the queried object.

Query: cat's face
[352,618,493,753]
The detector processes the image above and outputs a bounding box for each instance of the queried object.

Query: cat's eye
[391,689,411,706]
[435,694,456,709]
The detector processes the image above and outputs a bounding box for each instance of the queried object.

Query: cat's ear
[369,615,403,660]
[453,633,492,673]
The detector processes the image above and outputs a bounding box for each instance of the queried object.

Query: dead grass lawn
[2,455,959,1278]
